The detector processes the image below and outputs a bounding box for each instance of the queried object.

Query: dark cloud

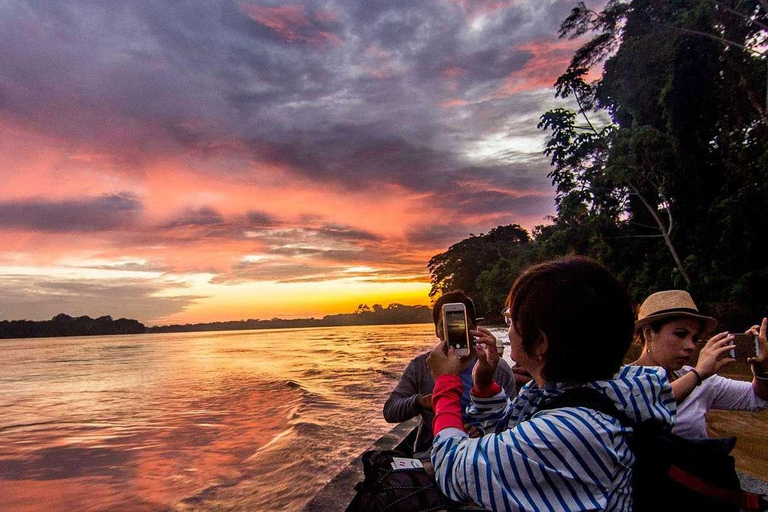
[267,247,364,261]
[0,1,567,175]
[246,210,279,227]
[0,0,569,269]
[405,223,485,247]
[213,257,428,285]
[0,275,205,324]
[165,207,224,228]
[442,190,555,217]
[247,225,381,248]
[212,261,332,284]
[317,224,382,242]
[0,194,141,232]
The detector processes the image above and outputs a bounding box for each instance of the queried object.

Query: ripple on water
[0,324,439,512]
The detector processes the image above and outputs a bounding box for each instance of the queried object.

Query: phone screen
[731,333,758,361]
[445,309,468,351]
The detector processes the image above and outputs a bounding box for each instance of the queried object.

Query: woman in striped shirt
[427,257,676,511]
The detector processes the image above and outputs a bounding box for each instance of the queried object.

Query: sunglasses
[501,307,512,327]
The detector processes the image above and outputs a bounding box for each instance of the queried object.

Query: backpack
[346,449,461,512]
[539,387,768,512]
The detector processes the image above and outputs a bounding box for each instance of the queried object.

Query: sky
[0,0,594,325]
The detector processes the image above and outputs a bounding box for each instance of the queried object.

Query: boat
[299,419,418,512]
[302,418,768,512]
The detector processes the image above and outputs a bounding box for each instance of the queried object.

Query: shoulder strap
[537,387,632,426]
[541,392,768,511]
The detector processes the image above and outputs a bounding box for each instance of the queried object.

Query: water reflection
[0,325,441,511]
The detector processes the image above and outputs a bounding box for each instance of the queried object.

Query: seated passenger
[382,290,516,455]
[427,257,675,511]
[633,290,768,440]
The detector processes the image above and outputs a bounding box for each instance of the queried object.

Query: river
[0,324,478,511]
[3,325,766,511]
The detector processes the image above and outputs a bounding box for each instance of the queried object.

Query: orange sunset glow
[0,0,589,325]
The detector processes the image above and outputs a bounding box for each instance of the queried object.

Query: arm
[752,374,768,402]
[463,362,514,437]
[495,360,517,398]
[671,332,735,404]
[704,373,768,411]
[703,319,768,409]
[749,318,768,401]
[463,327,511,432]
[706,326,768,411]
[382,358,426,423]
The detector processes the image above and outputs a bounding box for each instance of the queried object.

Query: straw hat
[635,290,717,334]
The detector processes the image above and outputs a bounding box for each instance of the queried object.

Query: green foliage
[428,225,531,318]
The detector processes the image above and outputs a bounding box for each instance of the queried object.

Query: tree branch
[570,85,600,135]
[630,221,663,230]
[627,180,691,287]
[760,0,768,17]
[652,21,765,56]
[604,234,666,239]
[742,69,768,124]
[711,1,768,32]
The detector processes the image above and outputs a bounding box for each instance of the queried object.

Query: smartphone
[442,303,470,357]
[728,333,760,361]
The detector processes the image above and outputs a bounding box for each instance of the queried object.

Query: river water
[1,324,510,511]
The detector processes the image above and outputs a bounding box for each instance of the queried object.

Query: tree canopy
[429,0,768,326]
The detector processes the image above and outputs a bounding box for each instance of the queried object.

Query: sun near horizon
[148,277,434,326]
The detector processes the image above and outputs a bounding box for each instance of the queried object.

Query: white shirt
[673,365,768,439]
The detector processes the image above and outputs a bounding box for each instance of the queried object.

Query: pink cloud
[362,44,397,79]
[441,66,468,79]
[440,99,471,108]
[238,3,343,47]
[494,39,602,97]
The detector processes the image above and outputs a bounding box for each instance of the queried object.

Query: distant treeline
[147,303,432,333]
[0,313,146,339]
[0,304,432,339]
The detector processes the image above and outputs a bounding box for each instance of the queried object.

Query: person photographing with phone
[426,257,675,510]
[382,290,516,456]
[633,290,768,440]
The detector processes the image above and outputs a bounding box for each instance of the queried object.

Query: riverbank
[0,305,432,339]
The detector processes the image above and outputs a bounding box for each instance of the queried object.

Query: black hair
[637,317,705,344]
[507,256,635,384]
[432,290,477,329]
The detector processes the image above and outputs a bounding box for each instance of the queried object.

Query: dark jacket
[382,352,516,454]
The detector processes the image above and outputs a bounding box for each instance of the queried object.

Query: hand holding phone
[728,333,760,361]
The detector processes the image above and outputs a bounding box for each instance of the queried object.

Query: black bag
[346,449,460,512]
[540,387,768,512]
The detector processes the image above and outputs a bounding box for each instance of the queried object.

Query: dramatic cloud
[0,194,142,232]
[0,275,205,323]
[165,207,225,228]
[0,0,589,321]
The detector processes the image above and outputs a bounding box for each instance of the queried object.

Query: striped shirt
[431,365,676,511]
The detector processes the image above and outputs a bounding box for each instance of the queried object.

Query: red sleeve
[471,381,501,398]
[431,374,465,434]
